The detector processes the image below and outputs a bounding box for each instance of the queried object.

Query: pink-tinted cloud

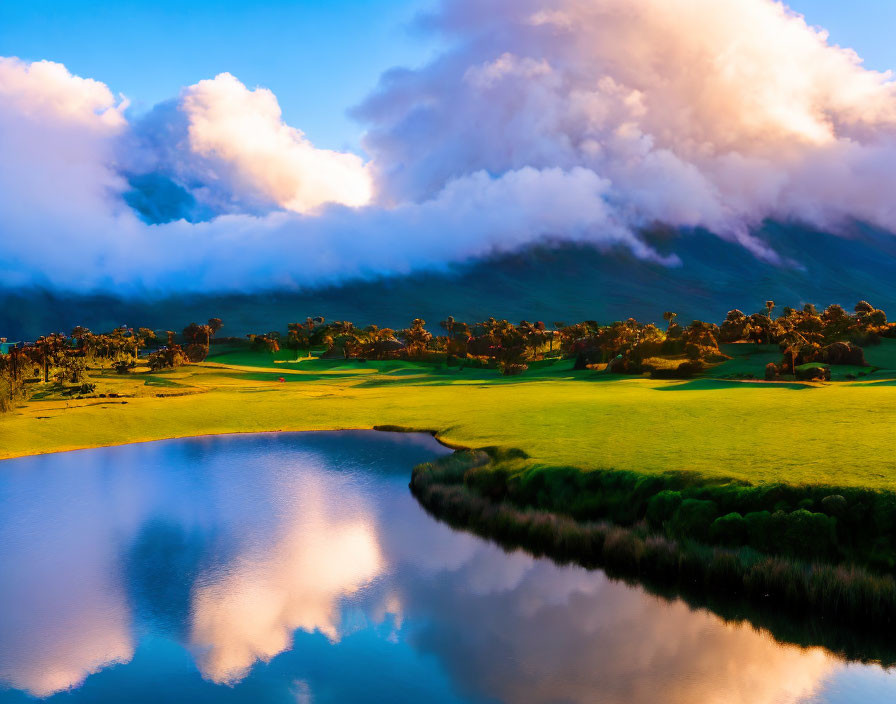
[2,0,896,292]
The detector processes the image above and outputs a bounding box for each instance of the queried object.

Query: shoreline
[410,449,896,634]
[0,423,461,462]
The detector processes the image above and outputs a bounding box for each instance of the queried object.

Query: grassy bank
[2,344,896,491]
[411,451,896,634]
[455,448,896,569]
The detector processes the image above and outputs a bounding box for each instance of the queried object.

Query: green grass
[864,340,896,373]
[2,350,896,493]
[712,340,896,381]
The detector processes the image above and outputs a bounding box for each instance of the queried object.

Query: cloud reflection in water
[0,432,888,703]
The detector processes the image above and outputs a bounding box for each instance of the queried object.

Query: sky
[1,0,893,152]
[2,0,896,294]
[0,0,442,152]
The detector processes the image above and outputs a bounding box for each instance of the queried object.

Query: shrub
[147,346,188,371]
[795,364,831,381]
[711,512,747,545]
[821,494,848,517]
[743,511,773,552]
[184,343,209,363]
[671,499,719,541]
[646,490,682,528]
[499,362,528,376]
[816,342,866,366]
[772,509,837,559]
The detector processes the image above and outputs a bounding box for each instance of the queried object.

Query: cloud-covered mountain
[3,224,894,341]
[1,0,895,298]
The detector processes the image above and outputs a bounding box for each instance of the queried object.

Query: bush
[671,499,719,541]
[646,490,682,528]
[795,364,831,381]
[772,509,837,559]
[744,511,773,552]
[816,342,866,366]
[184,343,209,363]
[821,494,848,517]
[711,512,747,545]
[147,346,188,371]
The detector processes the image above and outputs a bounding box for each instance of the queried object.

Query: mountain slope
[2,224,895,340]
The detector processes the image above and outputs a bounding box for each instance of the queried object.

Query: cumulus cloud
[124,73,372,218]
[358,0,896,260]
[2,0,896,292]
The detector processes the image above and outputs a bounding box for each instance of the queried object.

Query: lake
[0,431,894,703]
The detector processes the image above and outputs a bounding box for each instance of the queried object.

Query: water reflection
[189,472,385,683]
[0,432,893,703]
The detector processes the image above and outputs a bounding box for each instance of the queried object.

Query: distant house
[0,341,22,354]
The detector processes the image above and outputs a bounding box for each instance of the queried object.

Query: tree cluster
[0,318,224,410]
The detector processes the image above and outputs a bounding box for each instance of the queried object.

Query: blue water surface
[0,431,893,703]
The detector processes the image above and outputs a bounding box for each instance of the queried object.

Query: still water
[0,431,894,703]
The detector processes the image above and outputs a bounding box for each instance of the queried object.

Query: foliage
[452,450,896,569]
[147,345,188,371]
[411,456,896,633]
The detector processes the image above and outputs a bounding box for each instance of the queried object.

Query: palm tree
[780,329,810,376]
[662,311,677,331]
[764,301,776,344]
[439,316,456,336]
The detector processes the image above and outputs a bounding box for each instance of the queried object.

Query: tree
[247,332,281,354]
[765,300,776,319]
[489,320,528,375]
[33,333,69,383]
[780,329,811,376]
[183,321,217,361]
[855,301,874,316]
[719,310,748,343]
[70,326,90,350]
[287,322,312,358]
[400,319,432,359]
[439,316,456,336]
[663,312,678,331]
[147,343,188,371]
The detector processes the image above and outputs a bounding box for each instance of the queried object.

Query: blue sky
[0,0,893,152]
[0,0,441,152]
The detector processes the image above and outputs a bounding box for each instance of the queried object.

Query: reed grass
[411,451,896,631]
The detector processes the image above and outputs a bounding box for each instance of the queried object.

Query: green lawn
[2,348,895,491]
[715,340,896,381]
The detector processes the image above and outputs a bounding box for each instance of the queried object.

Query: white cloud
[179,73,372,213]
[0,57,126,129]
[2,0,896,292]
[359,0,896,251]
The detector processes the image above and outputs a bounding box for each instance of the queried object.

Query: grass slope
[2,343,896,491]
